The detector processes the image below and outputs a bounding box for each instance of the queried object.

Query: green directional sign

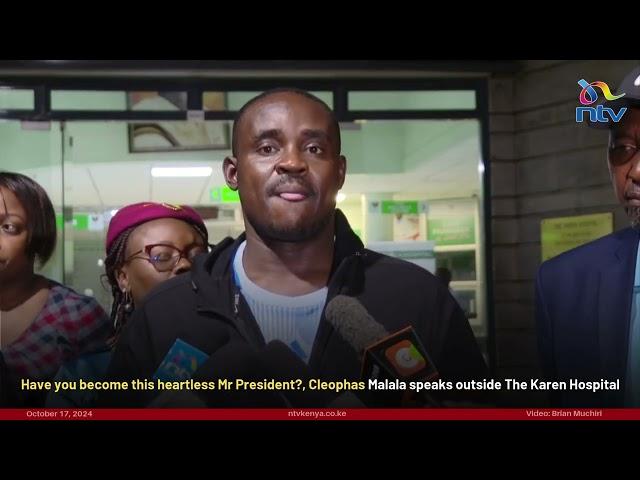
[381,200,419,215]
[369,200,428,215]
[73,214,89,230]
[210,185,240,203]
[55,213,89,230]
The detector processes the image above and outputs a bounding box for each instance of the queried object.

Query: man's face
[609,108,640,227]
[225,92,346,242]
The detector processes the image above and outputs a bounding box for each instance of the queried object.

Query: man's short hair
[0,171,57,266]
[231,88,341,156]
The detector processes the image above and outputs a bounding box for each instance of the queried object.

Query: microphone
[153,339,210,382]
[189,342,289,407]
[99,318,230,407]
[324,295,389,356]
[144,339,212,408]
[258,340,366,407]
[147,339,368,408]
[257,340,325,407]
[148,317,233,383]
[325,295,440,407]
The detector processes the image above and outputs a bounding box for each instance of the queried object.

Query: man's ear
[337,155,347,190]
[223,156,239,190]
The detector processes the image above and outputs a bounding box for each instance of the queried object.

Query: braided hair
[103,221,209,343]
[103,226,135,342]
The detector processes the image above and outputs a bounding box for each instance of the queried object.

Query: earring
[123,289,134,314]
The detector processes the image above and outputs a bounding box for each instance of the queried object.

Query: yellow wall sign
[541,213,613,262]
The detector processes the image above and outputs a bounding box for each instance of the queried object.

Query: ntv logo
[576,79,626,123]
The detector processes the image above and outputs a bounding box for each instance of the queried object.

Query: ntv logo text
[575,79,626,123]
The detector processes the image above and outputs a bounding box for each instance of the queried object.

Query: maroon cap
[106,202,207,252]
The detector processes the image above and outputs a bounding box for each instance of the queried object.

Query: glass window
[126,91,190,111]
[0,88,486,349]
[51,91,127,110]
[337,119,487,340]
[220,91,333,111]
[348,90,476,110]
[0,88,34,110]
[436,250,476,281]
[51,91,191,111]
[60,120,240,310]
[0,120,63,283]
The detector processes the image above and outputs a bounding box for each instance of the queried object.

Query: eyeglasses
[609,144,640,166]
[125,243,208,272]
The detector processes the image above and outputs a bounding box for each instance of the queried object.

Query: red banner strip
[0,408,637,421]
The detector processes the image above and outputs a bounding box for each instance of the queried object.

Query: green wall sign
[427,216,475,246]
[541,213,612,261]
[381,200,419,214]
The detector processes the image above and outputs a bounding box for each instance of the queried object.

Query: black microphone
[324,295,389,356]
[325,295,440,407]
[143,335,229,407]
[189,342,289,407]
[149,313,233,384]
[148,340,368,408]
[257,340,324,407]
[99,313,232,407]
[257,340,366,407]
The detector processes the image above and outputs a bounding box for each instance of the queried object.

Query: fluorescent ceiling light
[151,166,213,178]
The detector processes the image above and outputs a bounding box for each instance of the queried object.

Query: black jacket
[102,210,487,406]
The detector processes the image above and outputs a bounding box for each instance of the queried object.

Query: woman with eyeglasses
[104,202,209,338]
[46,202,209,407]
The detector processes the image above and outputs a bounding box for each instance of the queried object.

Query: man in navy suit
[536,66,640,407]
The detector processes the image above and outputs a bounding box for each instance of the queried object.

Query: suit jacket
[536,226,639,406]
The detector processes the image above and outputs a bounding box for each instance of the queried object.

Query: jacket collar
[190,208,365,314]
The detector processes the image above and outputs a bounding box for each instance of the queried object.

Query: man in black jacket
[102,88,487,407]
